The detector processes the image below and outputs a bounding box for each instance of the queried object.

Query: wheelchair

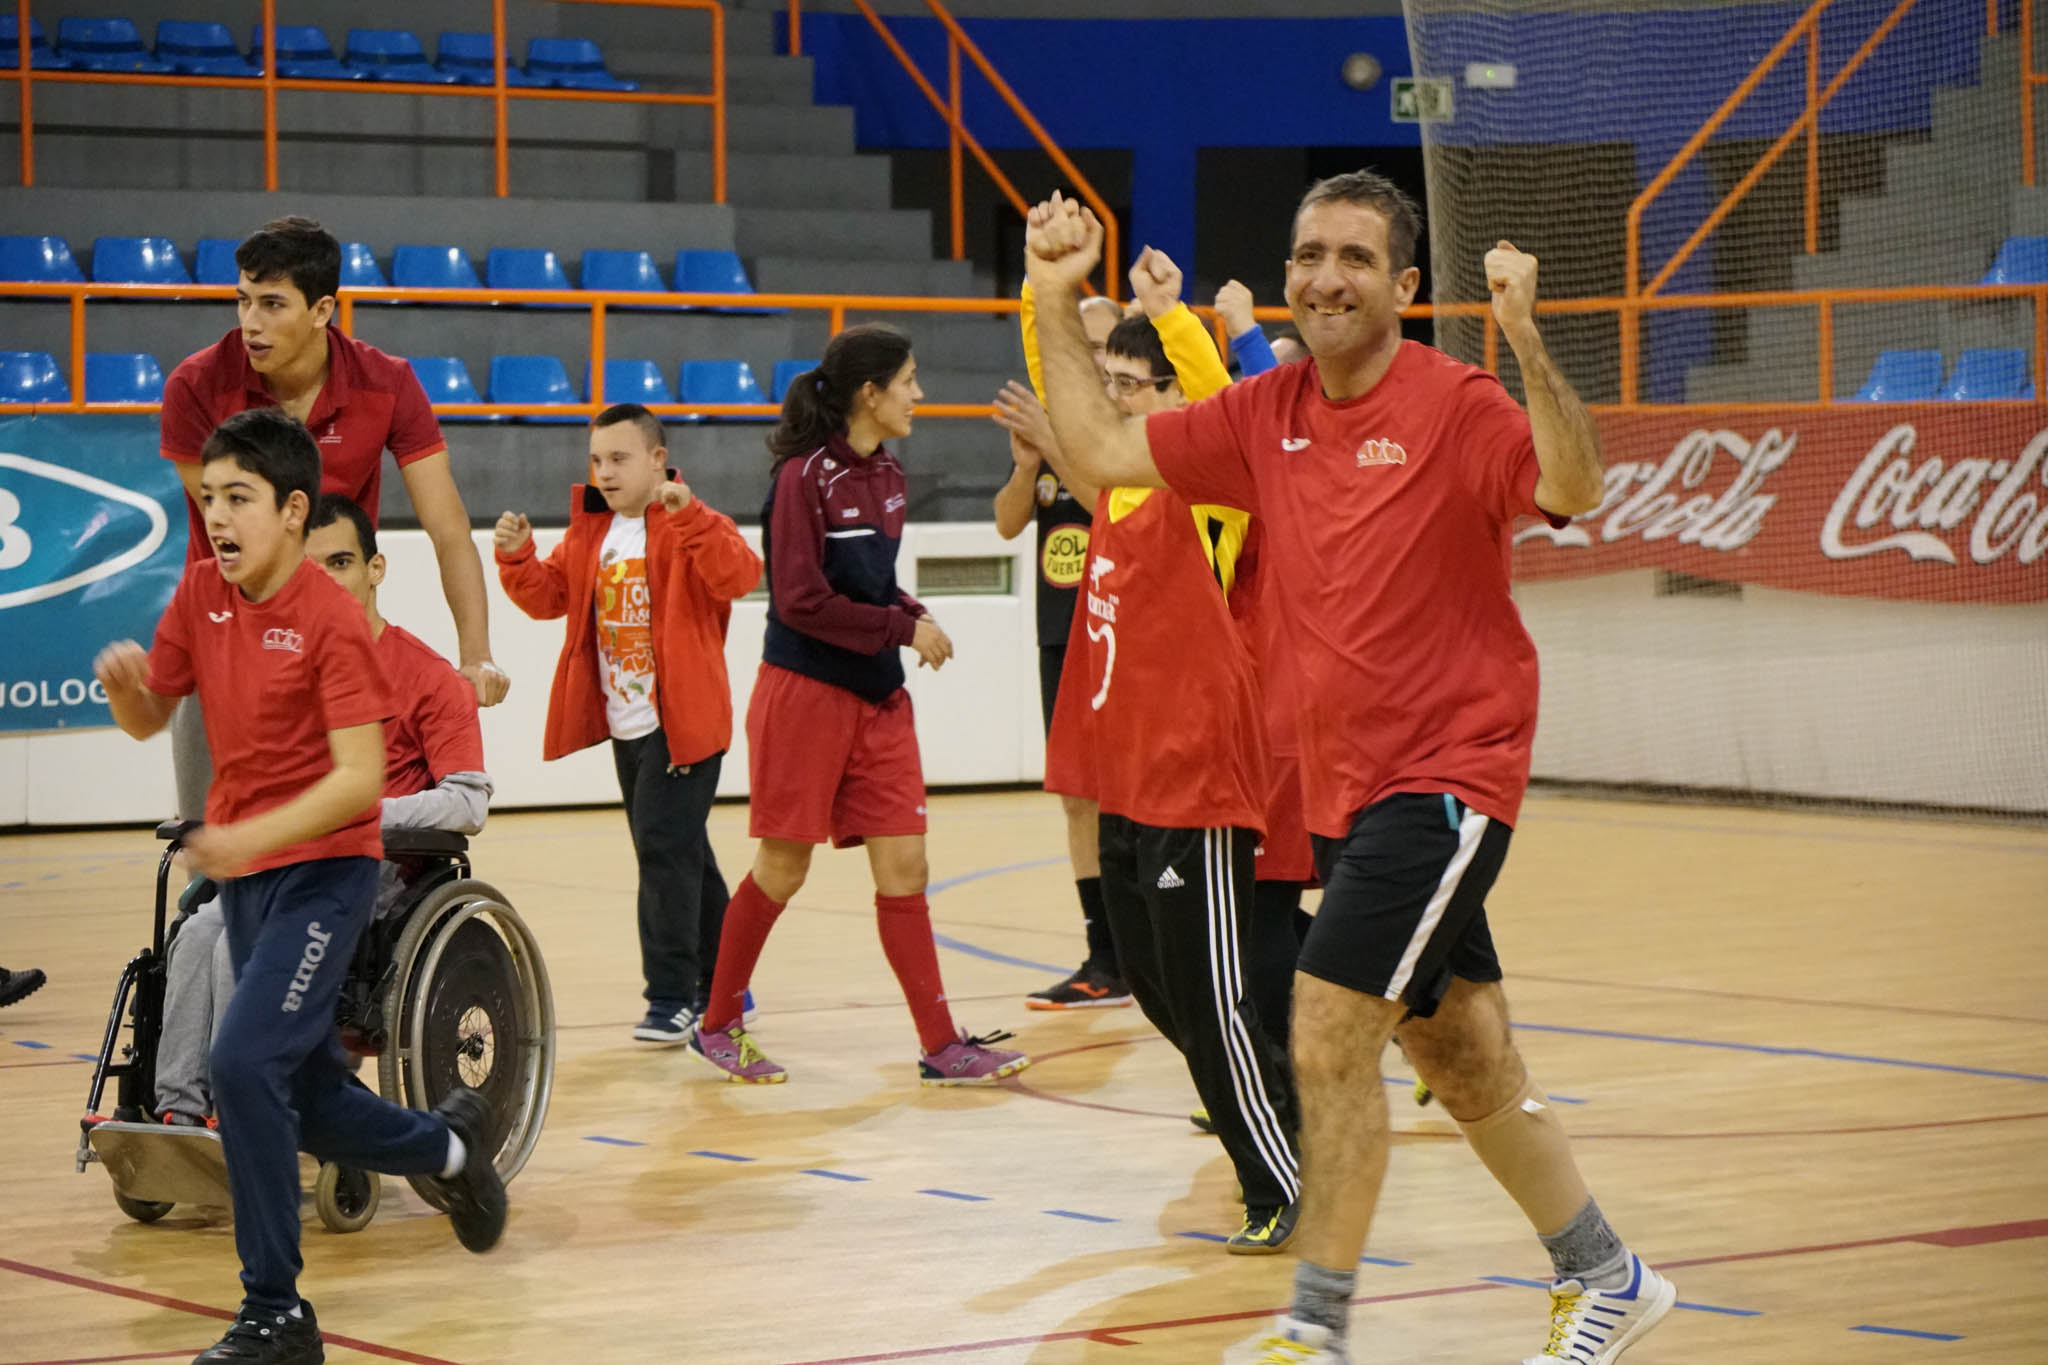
[78,820,555,1233]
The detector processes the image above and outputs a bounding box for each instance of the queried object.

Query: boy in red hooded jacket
[495,403,762,1044]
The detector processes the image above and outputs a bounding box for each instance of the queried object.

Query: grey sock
[1540,1197,1632,1289]
[1292,1260,1356,1339]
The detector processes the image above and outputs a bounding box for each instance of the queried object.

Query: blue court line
[1045,1208,1118,1223]
[802,1168,868,1183]
[11,1039,50,1050]
[929,932,1067,975]
[1,882,22,890]
[71,1052,98,1061]
[1852,1325,1963,1341]
[1517,1022,2048,1085]
[1178,1231,1229,1243]
[928,857,1068,896]
[38,871,60,880]
[583,1135,645,1147]
[1479,1275,1550,1288]
[1358,1255,1412,1267]
[1481,1276,1760,1317]
[918,1188,989,1202]
[690,1149,754,1163]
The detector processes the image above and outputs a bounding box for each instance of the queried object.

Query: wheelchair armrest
[382,829,469,859]
[156,819,201,843]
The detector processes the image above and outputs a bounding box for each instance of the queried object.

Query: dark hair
[234,216,341,307]
[593,401,665,451]
[1105,315,1173,382]
[199,408,321,511]
[1294,170,1423,275]
[767,323,914,466]
[307,492,377,560]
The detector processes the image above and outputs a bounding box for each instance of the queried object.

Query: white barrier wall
[3,525,2044,824]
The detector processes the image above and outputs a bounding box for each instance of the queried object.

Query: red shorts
[746,662,927,848]
[1256,752,1317,885]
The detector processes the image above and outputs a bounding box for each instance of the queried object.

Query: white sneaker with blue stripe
[632,1004,696,1044]
[1226,1317,1350,1363]
[1523,1254,1675,1364]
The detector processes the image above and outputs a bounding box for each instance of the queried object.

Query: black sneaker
[191,1300,323,1363]
[1225,1201,1300,1255]
[631,1003,696,1044]
[1025,963,1133,1011]
[0,967,47,1009]
[424,1087,506,1252]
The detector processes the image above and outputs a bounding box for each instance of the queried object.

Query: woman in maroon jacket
[691,324,1029,1087]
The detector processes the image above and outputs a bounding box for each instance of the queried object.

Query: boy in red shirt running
[94,409,505,1365]
[495,403,761,1044]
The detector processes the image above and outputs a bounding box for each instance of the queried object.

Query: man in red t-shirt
[1022,182,1673,1365]
[160,216,505,824]
[94,409,505,1365]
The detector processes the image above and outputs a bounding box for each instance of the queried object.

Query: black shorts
[1037,642,1068,737]
[1301,792,1513,1018]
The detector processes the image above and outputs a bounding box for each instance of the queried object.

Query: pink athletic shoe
[689,1023,787,1084]
[918,1030,1030,1086]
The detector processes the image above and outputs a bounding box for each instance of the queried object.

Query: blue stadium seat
[0,235,86,283]
[486,248,572,294]
[590,359,674,405]
[345,28,457,83]
[436,32,546,85]
[340,241,387,289]
[580,248,666,294]
[408,356,492,422]
[84,352,165,404]
[0,351,70,404]
[155,20,257,76]
[1938,348,2034,400]
[524,37,636,91]
[0,17,72,69]
[675,249,778,313]
[252,25,361,80]
[1981,236,2048,285]
[91,236,192,286]
[489,354,581,422]
[392,244,482,292]
[769,358,818,402]
[57,17,173,73]
[680,359,769,421]
[1851,349,1943,402]
[193,238,239,286]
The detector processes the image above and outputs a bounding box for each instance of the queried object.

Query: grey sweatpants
[155,902,234,1119]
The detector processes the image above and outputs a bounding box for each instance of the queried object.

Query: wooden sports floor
[3,791,2045,1364]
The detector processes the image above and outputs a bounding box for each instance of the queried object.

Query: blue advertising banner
[0,416,185,732]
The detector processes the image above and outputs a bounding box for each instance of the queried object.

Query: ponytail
[767,322,914,468]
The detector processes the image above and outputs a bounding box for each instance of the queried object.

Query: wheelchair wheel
[377,879,554,1211]
[113,1190,174,1224]
[313,1162,379,1233]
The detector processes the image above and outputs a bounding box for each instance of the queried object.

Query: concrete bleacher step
[733,207,936,263]
[675,150,895,211]
[621,53,818,107]
[752,254,978,298]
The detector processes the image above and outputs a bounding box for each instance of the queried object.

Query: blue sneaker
[632,1004,695,1045]
[742,989,758,1024]
[1522,1254,1675,1364]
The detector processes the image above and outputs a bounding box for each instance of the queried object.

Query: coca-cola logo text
[1820,424,2048,566]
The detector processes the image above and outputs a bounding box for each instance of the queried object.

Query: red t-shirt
[160,327,446,564]
[1044,486,1268,834]
[376,622,486,799]
[145,558,392,872]
[1147,342,1564,833]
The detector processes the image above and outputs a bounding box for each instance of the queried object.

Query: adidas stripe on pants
[1097,815,1301,1210]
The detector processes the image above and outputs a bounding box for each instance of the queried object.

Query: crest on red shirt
[1355,438,1409,468]
[262,626,304,654]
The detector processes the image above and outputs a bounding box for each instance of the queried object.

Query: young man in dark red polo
[95,409,504,1365]
[159,216,505,823]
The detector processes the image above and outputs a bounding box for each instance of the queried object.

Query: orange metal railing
[845,0,1121,300]
[2023,0,2048,185]
[4,0,725,202]
[1621,0,1923,403]
[5,279,2042,420]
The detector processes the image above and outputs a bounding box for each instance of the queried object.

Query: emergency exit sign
[1391,76,1454,123]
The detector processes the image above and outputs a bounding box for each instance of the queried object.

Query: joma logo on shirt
[261,627,304,654]
[280,921,334,1012]
[1356,439,1409,468]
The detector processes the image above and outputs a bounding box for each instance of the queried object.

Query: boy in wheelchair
[94,413,505,1365]
[155,493,494,1128]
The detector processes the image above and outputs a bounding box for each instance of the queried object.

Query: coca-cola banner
[1512,406,2048,602]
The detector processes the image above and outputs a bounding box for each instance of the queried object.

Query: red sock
[703,874,784,1033]
[875,892,957,1054]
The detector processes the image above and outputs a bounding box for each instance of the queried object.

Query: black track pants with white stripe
[1098,815,1302,1210]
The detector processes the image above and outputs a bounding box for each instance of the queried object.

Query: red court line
[0,1259,462,1365]
[776,1216,2048,1364]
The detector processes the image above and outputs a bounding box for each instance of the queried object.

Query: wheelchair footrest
[88,1121,231,1207]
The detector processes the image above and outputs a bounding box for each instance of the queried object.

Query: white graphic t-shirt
[595,513,659,741]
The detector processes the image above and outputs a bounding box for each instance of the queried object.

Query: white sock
[442,1130,467,1179]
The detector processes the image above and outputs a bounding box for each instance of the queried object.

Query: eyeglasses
[1106,373,1175,395]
